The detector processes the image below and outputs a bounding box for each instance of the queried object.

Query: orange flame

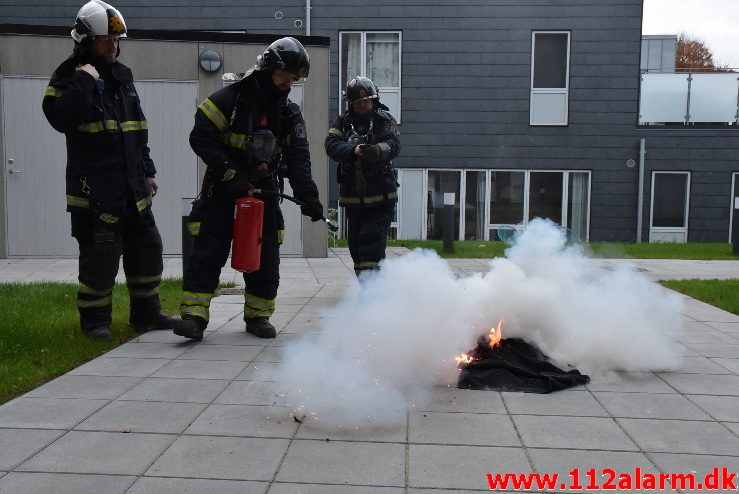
[487,319,503,348]
[454,320,504,366]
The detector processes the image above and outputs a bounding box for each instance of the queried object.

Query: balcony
[639,70,739,125]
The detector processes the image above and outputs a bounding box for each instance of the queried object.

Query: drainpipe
[305,0,311,36]
[637,138,646,243]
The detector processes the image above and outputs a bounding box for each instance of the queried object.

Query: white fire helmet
[71,0,127,42]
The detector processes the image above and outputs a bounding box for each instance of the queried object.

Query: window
[530,31,570,126]
[649,171,690,243]
[488,170,590,241]
[339,31,402,122]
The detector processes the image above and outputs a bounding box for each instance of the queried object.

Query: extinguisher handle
[247,188,338,232]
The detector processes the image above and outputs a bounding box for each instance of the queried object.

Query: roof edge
[0,23,330,46]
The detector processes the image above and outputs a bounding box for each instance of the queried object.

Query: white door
[2,76,197,256]
[280,83,304,256]
[3,76,76,256]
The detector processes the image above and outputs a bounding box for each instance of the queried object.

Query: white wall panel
[136,80,198,255]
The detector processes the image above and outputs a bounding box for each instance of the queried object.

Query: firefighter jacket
[43,57,155,214]
[325,108,400,208]
[189,70,320,206]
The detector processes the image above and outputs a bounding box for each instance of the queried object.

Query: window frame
[338,30,402,123]
[530,30,571,126]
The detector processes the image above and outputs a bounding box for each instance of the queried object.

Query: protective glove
[359,144,382,164]
[300,199,324,222]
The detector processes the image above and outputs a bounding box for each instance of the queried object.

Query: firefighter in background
[42,0,178,341]
[174,37,324,341]
[325,76,400,277]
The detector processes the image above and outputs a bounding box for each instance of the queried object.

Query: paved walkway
[0,251,738,493]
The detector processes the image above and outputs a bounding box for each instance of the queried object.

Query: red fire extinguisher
[231,196,264,273]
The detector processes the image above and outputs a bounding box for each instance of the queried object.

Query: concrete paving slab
[713,357,739,374]
[687,395,739,422]
[17,431,176,475]
[75,400,207,434]
[512,415,639,451]
[127,477,268,494]
[585,373,677,394]
[0,397,107,429]
[151,359,247,380]
[185,404,299,438]
[408,444,530,491]
[414,387,508,414]
[275,440,406,487]
[593,392,713,420]
[104,341,190,359]
[657,372,739,395]
[649,452,739,483]
[502,389,608,417]
[673,355,734,374]
[235,362,280,381]
[617,418,739,456]
[295,420,407,443]
[146,436,289,481]
[0,429,64,470]
[0,472,135,494]
[409,411,520,447]
[68,357,170,377]
[24,375,141,400]
[178,343,263,362]
[117,377,229,403]
[214,380,290,406]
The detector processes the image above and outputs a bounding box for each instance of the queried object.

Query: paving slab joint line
[499,391,537,473]
[265,407,304,490]
[586,385,664,474]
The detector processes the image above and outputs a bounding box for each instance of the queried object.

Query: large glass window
[427,170,460,240]
[486,170,589,241]
[530,31,570,126]
[489,171,525,225]
[340,31,402,122]
[652,172,689,227]
[567,172,590,241]
[529,172,563,224]
[465,171,486,240]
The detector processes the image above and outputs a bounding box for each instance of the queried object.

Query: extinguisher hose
[249,189,339,232]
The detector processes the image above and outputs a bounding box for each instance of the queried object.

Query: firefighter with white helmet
[42,0,179,340]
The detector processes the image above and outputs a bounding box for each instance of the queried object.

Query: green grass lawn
[660,279,739,316]
[0,280,182,404]
[330,238,739,260]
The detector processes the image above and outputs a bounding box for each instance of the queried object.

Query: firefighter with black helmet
[325,76,400,277]
[42,0,178,341]
[173,36,324,341]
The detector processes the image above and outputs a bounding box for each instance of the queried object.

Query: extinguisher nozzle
[323,218,339,232]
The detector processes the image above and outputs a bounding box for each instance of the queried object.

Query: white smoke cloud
[270,218,684,428]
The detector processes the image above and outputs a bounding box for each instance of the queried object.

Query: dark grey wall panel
[3,0,737,241]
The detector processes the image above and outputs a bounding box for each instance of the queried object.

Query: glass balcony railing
[639,70,739,125]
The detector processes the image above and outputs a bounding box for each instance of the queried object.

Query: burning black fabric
[457,338,589,393]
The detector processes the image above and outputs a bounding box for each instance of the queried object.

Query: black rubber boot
[84,326,112,341]
[245,318,276,338]
[172,317,206,341]
[131,313,180,333]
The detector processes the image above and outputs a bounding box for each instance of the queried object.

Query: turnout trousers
[345,203,395,277]
[71,204,164,331]
[180,193,282,327]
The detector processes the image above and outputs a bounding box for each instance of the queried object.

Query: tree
[675,33,730,71]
